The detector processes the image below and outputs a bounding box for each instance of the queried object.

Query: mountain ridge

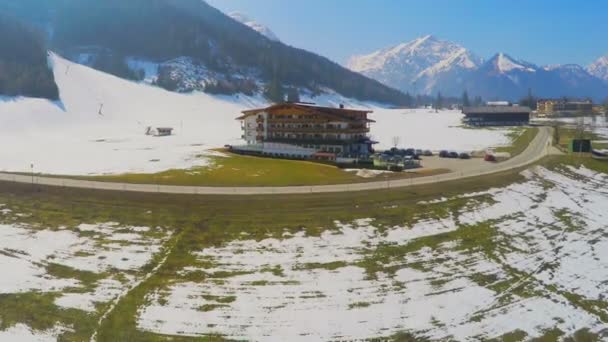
[0,0,411,106]
[348,36,608,101]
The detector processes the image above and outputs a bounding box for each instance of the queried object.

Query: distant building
[486,101,511,107]
[145,127,174,137]
[156,127,174,136]
[537,99,593,117]
[462,106,531,126]
[234,103,376,159]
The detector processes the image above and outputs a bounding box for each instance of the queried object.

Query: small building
[486,101,511,106]
[462,106,531,126]
[156,127,174,136]
[537,99,594,117]
[145,126,174,137]
[569,139,591,153]
[234,102,376,159]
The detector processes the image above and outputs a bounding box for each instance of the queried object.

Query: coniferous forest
[0,0,412,105]
[0,14,58,99]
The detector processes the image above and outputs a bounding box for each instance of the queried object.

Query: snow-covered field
[370,108,512,151]
[0,207,171,340]
[0,54,512,176]
[136,166,608,341]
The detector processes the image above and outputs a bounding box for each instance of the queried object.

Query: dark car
[415,149,423,156]
[448,152,459,158]
[423,150,433,156]
[459,152,471,159]
[405,148,415,156]
[439,150,449,158]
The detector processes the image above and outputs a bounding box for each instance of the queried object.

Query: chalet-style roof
[237,102,374,122]
[462,106,532,115]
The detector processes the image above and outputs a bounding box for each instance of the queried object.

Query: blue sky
[206,0,608,66]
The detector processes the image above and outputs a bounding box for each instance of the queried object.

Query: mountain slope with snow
[347,35,481,95]
[348,36,608,101]
[229,12,280,42]
[0,54,254,175]
[588,55,608,81]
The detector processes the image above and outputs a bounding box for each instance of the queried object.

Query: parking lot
[408,154,489,175]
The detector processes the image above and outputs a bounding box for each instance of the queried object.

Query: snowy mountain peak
[229,12,280,42]
[588,55,608,81]
[347,35,481,93]
[489,53,536,73]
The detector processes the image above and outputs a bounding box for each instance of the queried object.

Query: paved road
[0,127,554,196]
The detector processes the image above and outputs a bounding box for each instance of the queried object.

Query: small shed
[569,139,591,153]
[156,127,174,136]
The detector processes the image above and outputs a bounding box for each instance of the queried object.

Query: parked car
[405,148,415,156]
[415,149,423,156]
[459,152,471,159]
[439,150,449,158]
[484,154,497,162]
[448,152,459,158]
[423,150,433,156]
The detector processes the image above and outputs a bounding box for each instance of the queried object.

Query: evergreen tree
[264,77,285,103]
[473,96,483,107]
[286,87,300,102]
[462,90,470,107]
[434,91,443,110]
[0,14,58,99]
[520,88,537,110]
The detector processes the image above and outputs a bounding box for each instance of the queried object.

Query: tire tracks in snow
[89,229,184,342]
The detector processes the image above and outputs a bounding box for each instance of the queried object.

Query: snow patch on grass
[137,166,608,340]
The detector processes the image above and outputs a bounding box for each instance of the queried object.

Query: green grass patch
[348,301,371,309]
[496,127,539,158]
[77,152,444,187]
[0,292,97,341]
[0,154,605,340]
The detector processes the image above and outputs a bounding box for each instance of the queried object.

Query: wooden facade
[462,106,531,126]
[237,103,376,157]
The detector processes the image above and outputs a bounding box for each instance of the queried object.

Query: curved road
[0,127,554,195]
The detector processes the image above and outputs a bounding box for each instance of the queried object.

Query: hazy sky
[206,0,608,66]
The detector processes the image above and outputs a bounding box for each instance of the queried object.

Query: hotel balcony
[268,126,370,134]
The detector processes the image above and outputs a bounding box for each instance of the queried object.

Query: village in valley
[1,1,608,341]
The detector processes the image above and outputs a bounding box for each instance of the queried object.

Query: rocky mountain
[347,35,481,95]
[0,0,410,106]
[588,55,608,81]
[229,12,280,42]
[349,36,608,101]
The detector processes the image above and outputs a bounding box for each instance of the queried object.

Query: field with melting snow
[0,161,607,340]
[0,206,172,340]
[136,165,608,341]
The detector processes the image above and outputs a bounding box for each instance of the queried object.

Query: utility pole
[30,163,34,188]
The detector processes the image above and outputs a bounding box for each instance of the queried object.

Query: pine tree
[286,87,300,102]
[520,88,537,110]
[462,90,470,107]
[473,96,483,107]
[434,91,443,110]
[264,77,285,103]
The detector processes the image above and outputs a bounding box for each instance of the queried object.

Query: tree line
[0,14,58,99]
[46,0,411,105]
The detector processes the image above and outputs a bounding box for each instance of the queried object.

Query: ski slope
[0,54,253,175]
[0,54,510,176]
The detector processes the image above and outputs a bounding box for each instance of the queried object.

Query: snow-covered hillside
[0,54,371,175]
[347,35,481,95]
[0,54,512,176]
[0,54,254,175]
[588,55,608,81]
[490,53,537,73]
[229,12,280,42]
